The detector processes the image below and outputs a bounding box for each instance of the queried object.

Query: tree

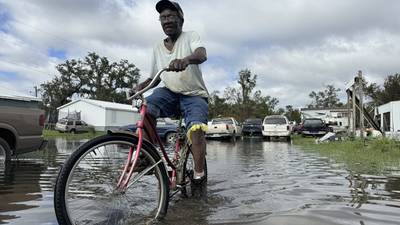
[365,73,400,105]
[40,76,78,123]
[40,52,140,122]
[207,69,279,121]
[238,69,257,119]
[79,53,140,102]
[284,105,301,123]
[208,91,228,118]
[308,84,343,108]
[251,90,279,118]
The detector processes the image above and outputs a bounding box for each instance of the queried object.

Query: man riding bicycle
[137,0,209,190]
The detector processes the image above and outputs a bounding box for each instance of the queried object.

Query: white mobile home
[57,99,139,131]
[300,107,352,128]
[375,100,400,137]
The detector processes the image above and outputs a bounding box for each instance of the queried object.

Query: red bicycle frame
[116,68,185,191]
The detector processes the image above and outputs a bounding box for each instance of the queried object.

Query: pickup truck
[0,93,47,164]
[206,117,242,140]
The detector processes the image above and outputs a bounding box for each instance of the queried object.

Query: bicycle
[54,68,208,225]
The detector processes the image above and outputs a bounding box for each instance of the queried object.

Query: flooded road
[1,137,400,225]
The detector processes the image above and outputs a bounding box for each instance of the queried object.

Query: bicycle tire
[54,134,169,225]
[0,137,11,164]
[180,145,207,197]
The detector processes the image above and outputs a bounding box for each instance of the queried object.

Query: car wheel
[165,132,177,144]
[231,132,236,142]
[70,129,76,134]
[264,136,271,141]
[0,138,11,165]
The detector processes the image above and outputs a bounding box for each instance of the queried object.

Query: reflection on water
[0,137,399,225]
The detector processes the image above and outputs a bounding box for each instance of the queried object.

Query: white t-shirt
[149,31,209,98]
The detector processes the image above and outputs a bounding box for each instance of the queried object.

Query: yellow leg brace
[187,123,208,144]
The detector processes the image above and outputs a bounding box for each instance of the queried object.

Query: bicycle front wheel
[54,134,169,225]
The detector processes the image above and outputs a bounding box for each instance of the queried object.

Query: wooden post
[358,70,365,139]
[347,91,351,136]
[352,83,356,136]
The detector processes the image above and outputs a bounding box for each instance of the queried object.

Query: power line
[0,59,57,77]
[11,19,93,53]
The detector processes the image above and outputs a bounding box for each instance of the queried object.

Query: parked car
[288,121,297,133]
[55,119,93,133]
[0,96,47,164]
[119,118,179,144]
[292,122,304,134]
[262,115,291,142]
[206,117,242,140]
[301,118,329,137]
[242,118,263,136]
[326,121,347,134]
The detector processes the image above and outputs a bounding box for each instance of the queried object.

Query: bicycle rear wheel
[180,146,207,198]
[54,134,169,225]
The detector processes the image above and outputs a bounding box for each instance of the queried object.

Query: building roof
[0,86,41,102]
[377,100,400,109]
[57,98,138,112]
[301,107,349,112]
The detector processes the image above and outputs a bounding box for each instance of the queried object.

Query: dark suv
[242,118,263,136]
[0,95,46,164]
[301,118,329,137]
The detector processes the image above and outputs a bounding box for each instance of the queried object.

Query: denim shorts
[145,87,208,129]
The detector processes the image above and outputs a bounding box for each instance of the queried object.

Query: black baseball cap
[156,0,184,20]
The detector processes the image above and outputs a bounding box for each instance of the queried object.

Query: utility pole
[34,86,38,97]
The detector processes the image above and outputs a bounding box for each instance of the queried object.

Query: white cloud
[1,0,400,108]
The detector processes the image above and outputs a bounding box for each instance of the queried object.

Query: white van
[262,115,291,142]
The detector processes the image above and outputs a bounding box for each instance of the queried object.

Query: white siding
[105,109,140,130]
[301,109,350,128]
[376,101,400,137]
[391,102,400,132]
[58,101,106,130]
[58,99,140,131]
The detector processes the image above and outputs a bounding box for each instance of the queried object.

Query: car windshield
[212,119,233,125]
[57,120,66,125]
[264,117,286,125]
[304,119,324,126]
[244,119,262,124]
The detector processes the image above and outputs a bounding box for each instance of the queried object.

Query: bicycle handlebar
[126,68,168,100]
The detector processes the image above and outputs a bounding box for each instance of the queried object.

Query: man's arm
[169,47,207,71]
[184,47,207,64]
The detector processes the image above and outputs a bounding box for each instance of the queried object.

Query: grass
[43,129,106,140]
[292,135,400,174]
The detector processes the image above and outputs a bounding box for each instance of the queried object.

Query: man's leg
[143,87,179,142]
[180,95,208,180]
[190,129,206,179]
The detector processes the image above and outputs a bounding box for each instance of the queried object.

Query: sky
[0,0,399,108]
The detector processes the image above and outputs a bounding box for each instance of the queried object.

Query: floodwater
[1,137,400,225]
